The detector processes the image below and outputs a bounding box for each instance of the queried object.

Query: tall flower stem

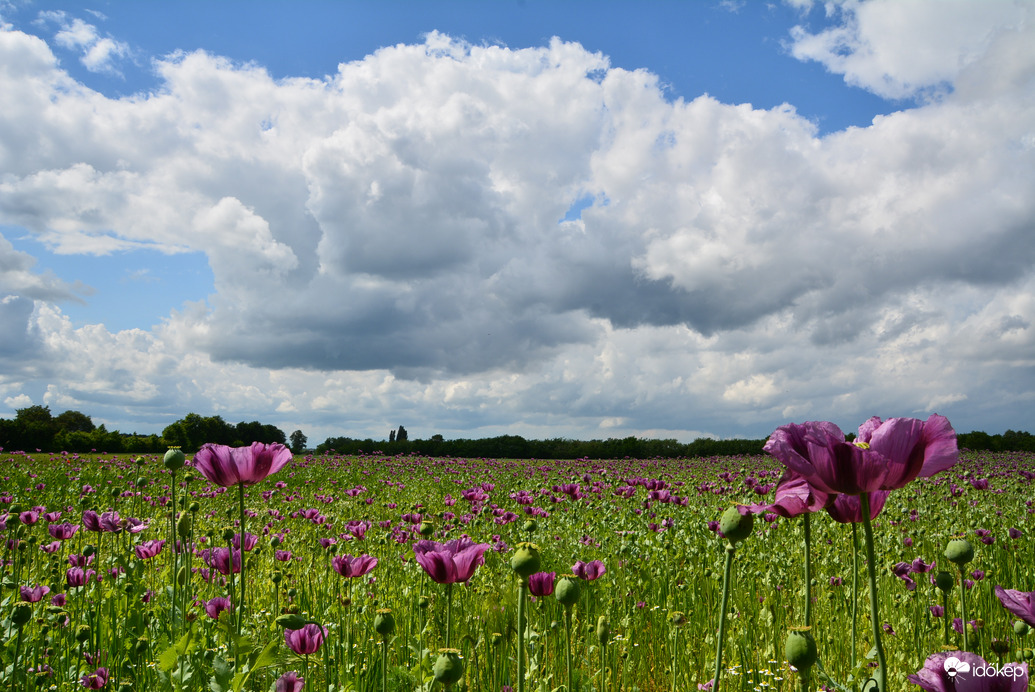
[564,605,574,692]
[169,467,178,642]
[859,493,887,692]
[445,582,454,649]
[517,578,528,692]
[851,522,859,689]
[236,483,247,667]
[671,627,679,692]
[803,513,813,628]
[958,567,968,652]
[711,544,736,692]
[941,590,950,647]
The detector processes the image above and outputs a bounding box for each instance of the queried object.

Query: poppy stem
[446,581,453,649]
[711,543,736,692]
[237,482,246,668]
[517,578,528,692]
[851,522,859,690]
[859,493,887,692]
[564,604,574,692]
[803,513,813,628]
[941,590,950,647]
[958,567,968,651]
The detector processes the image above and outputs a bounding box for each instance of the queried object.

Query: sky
[1,0,1033,446]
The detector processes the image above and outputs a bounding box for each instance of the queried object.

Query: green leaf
[158,629,194,673]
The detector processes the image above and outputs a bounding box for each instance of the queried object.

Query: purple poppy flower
[49,523,80,540]
[413,537,491,585]
[275,550,293,562]
[82,510,102,533]
[1008,528,1023,539]
[19,510,39,525]
[331,554,378,578]
[285,623,325,655]
[825,490,891,523]
[80,667,109,689]
[994,586,1035,627]
[192,442,292,487]
[202,547,242,575]
[908,650,1027,691]
[749,470,832,518]
[929,605,944,618]
[911,558,936,574]
[204,597,232,620]
[66,567,97,588]
[98,511,122,533]
[276,671,304,692]
[765,416,957,497]
[572,560,607,581]
[528,571,556,597]
[134,540,166,560]
[21,584,50,602]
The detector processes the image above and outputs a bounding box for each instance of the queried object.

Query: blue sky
[1,1,1033,445]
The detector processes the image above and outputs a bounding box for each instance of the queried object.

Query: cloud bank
[1,2,1033,443]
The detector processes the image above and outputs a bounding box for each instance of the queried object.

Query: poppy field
[1,418,1033,692]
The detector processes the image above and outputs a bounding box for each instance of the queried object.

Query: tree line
[2,404,1033,457]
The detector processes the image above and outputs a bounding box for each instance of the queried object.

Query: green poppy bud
[163,448,186,471]
[272,571,282,584]
[83,544,96,557]
[555,575,581,607]
[785,629,818,670]
[136,477,148,488]
[184,472,194,483]
[76,624,92,643]
[271,536,281,547]
[189,501,200,513]
[374,608,395,638]
[669,611,688,627]
[176,566,188,586]
[275,613,309,629]
[135,457,146,466]
[419,520,435,537]
[1024,648,1033,661]
[177,513,191,540]
[510,542,542,579]
[719,506,753,544]
[134,638,149,656]
[944,538,974,566]
[595,615,610,645]
[935,570,955,593]
[523,519,537,533]
[419,595,431,609]
[221,528,235,542]
[1014,621,1030,637]
[433,648,464,686]
[12,602,32,628]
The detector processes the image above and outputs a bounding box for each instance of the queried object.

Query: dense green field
[1,449,1032,691]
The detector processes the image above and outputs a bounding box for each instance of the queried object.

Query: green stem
[942,591,950,647]
[671,627,679,692]
[804,513,813,628]
[564,606,574,692]
[517,579,527,692]
[852,522,859,683]
[237,482,246,666]
[382,637,389,692]
[860,493,887,692]
[712,543,736,692]
[446,581,453,649]
[170,468,178,643]
[958,567,968,652]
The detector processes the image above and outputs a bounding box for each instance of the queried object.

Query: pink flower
[995,586,1035,627]
[572,560,606,581]
[204,597,232,620]
[276,671,304,692]
[413,537,490,584]
[80,667,109,689]
[192,442,292,487]
[528,571,556,597]
[21,585,50,602]
[49,523,80,540]
[908,650,1027,691]
[331,554,378,578]
[134,540,166,560]
[285,624,325,655]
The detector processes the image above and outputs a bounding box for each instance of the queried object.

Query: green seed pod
[785,629,818,670]
[374,608,396,637]
[176,566,188,586]
[287,588,298,599]
[135,457,146,466]
[189,501,200,513]
[183,472,194,483]
[991,639,1011,656]
[75,624,92,643]
[176,513,191,540]
[935,570,955,593]
[418,596,431,609]
[221,527,236,542]
[510,542,542,579]
[419,520,435,537]
[1014,621,1030,637]
[595,615,610,645]
[163,448,186,471]
[1023,648,1033,661]
[272,571,282,584]
[944,538,974,566]
[134,638,149,656]
[83,544,96,557]
[669,611,688,627]
[275,613,309,629]
[523,519,538,533]
[555,575,581,607]
[719,506,753,544]
[433,648,464,686]
[270,535,281,547]
[12,602,32,628]
[119,682,135,692]
[136,477,148,488]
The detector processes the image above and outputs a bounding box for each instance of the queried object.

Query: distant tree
[54,410,95,433]
[289,430,308,453]
[396,425,408,442]
[14,405,56,450]
[389,429,396,443]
